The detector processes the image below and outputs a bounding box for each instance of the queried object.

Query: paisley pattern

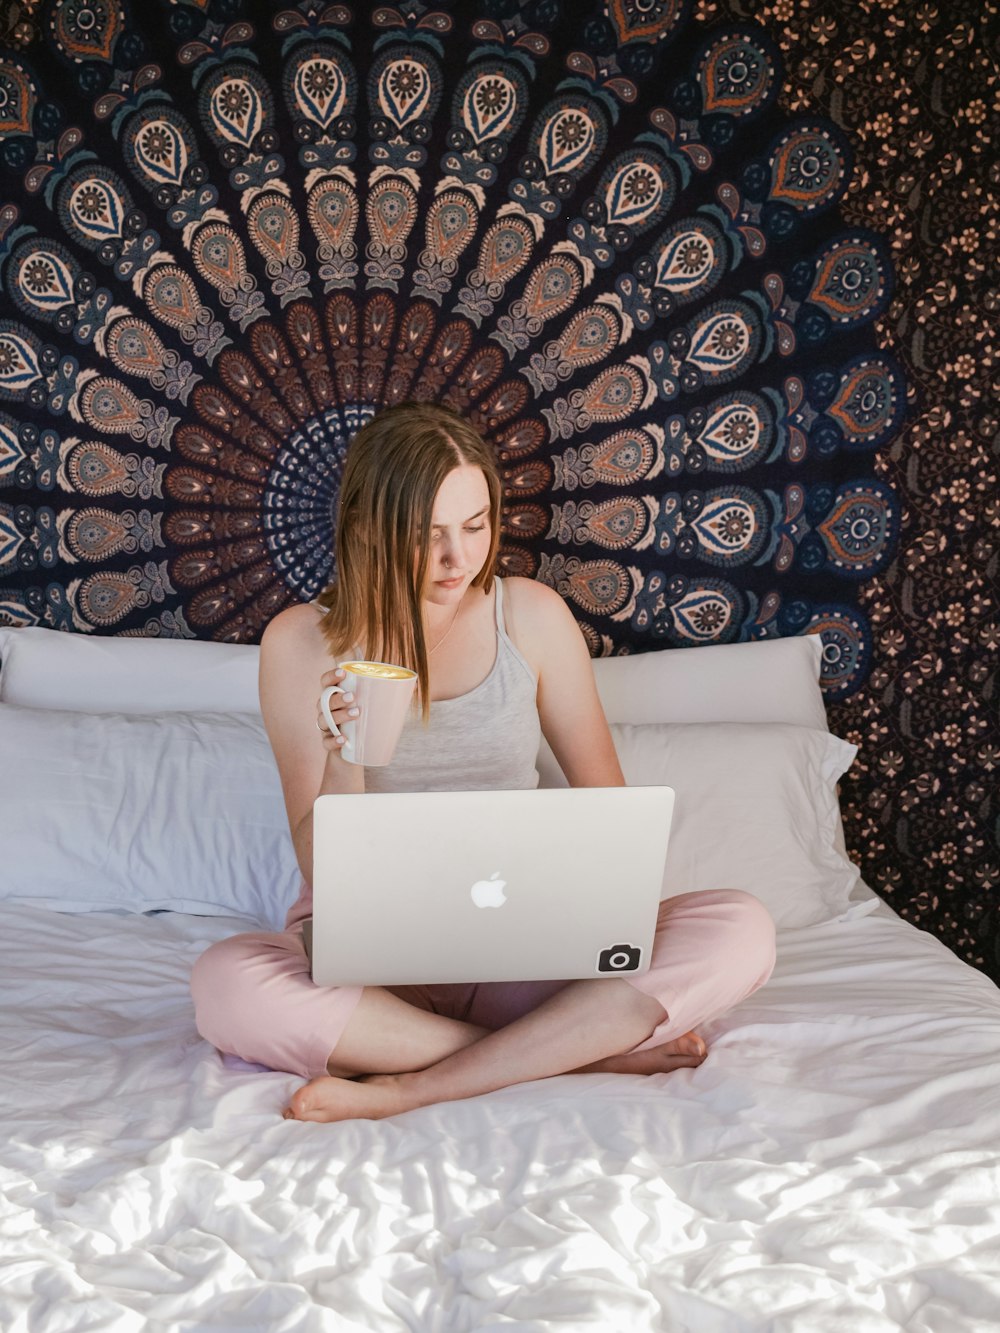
[0,5,904,666]
[4,0,995,980]
[50,0,123,66]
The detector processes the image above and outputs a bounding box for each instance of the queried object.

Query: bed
[2,626,999,1332]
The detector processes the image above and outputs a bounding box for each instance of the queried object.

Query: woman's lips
[436,576,464,588]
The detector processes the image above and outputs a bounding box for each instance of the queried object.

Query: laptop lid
[310,786,674,987]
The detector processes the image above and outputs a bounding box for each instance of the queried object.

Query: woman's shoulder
[501,575,573,623]
[500,576,580,656]
[261,600,333,662]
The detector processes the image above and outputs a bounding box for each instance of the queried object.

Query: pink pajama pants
[191,889,776,1080]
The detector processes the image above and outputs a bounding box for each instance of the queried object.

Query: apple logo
[470,871,507,909]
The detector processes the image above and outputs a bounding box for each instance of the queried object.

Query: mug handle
[320,684,352,753]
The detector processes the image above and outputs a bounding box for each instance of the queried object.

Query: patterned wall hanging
[28,2,1000,978]
[0,0,905,709]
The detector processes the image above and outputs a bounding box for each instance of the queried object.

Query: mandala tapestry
[0,0,996,981]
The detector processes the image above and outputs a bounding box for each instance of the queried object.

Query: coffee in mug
[338,662,414,680]
[320,660,416,766]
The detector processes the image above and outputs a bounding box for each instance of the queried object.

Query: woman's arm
[259,604,363,884]
[504,578,624,788]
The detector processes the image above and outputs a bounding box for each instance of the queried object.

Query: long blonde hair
[316,402,502,718]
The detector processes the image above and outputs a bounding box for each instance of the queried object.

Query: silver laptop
[308,787,674,986]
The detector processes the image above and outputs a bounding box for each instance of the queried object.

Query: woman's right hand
[316,667,360,753]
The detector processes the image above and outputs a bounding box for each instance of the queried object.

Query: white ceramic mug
[320,660,417,766]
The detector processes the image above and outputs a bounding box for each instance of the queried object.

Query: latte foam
[340,660,416,680]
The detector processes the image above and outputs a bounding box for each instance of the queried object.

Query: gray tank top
[361,577,541,793]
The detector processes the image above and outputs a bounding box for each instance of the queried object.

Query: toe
[677,1031,707,1060]
[284,1085,316,1121]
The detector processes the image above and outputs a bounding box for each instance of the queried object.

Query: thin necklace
[428,591,464,654]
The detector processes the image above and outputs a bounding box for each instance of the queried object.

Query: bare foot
[576,1031,707,1076]
[283,1072,419,1123]
[282,1033,708,1121]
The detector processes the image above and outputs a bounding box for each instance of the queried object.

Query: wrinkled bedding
[2,890,999,1333]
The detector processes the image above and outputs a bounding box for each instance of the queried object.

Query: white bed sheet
[2,891,999,1333]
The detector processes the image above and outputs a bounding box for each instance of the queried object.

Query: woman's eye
[465,525,486,534]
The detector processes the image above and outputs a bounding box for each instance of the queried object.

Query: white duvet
[2,891,999,1333]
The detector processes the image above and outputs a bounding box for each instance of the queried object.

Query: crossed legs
[285,975,700,1122]
[191,889,775,1124]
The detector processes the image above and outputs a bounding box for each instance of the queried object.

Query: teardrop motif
[66,174,126,242]
[77,572,139,625]
[378,57,432,128]
[425,193,477,265]
[367,180,418,249]
[558,306,621,368]
[67,508,132,561]
[538,106,598,175]
[607,0,683,46]
[697,395,771,469]
[210,77,264,147]
[13,246,76,314]
[655,222,723,298]
[604,159,668,229]
[249,194,300,266]
[52,0,122,64]
[698,33,774,116]
[669,584,739,641]
[192,224,250,292]
[522,257,582,323]
[0,60,35,136]
[584,429,657,485]
[132,117,189,188]
[584,497,651,549]
[66,441,130,496]
[143,266,200,330]
[106,318,169,380]
[827,358,899,445]
[808,239,886,325]
[293,54,347,130]
[690,490,766,564]
[580,365,647,421]
[566,559,633,615]
[0,331,42,392]
[479,219,534,287]
[769,128,845,212]
[81,377,143,434]
[817,482,896,574]
[307,180,359,251]
[688,306,757,377]
[462,71,519,143]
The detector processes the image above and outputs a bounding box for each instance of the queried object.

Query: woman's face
[421,464,493,605]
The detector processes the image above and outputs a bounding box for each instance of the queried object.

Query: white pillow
[593,634,827,728]
[0,622,826,727]
[611,722,859,928]
[534,632,829,783]
[0,626,260,713]
[0,700,854,931]
[0,704,298,928]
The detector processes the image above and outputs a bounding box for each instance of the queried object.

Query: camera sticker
[596,943,642,974]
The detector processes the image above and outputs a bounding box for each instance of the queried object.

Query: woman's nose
[441,536,464,567]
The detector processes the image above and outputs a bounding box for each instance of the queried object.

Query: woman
[191,402,776,1123]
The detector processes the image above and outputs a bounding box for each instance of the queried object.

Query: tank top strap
[493,576,537,687]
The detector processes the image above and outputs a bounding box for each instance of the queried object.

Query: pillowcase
[593,634,828,728]
[0,704,299,928]
[0,623,826,728]
[610,722,859,928]
[0,701,855,932]
[0,626,260,714]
